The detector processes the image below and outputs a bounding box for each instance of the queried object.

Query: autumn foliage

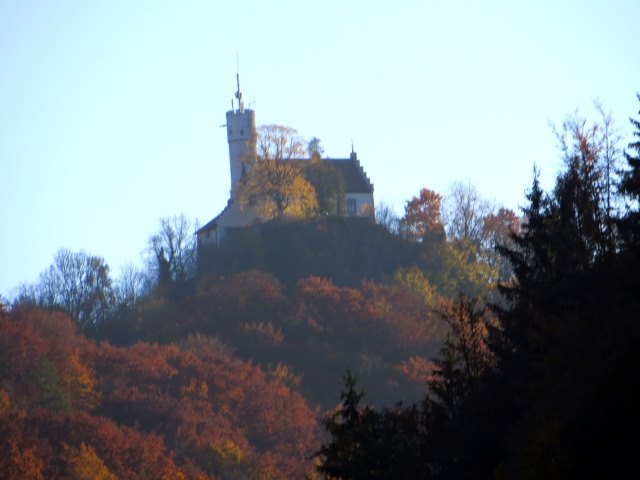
[0,306,319,479]
[401,188,445,243]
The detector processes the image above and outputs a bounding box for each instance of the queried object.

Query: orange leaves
[242,321,284,346]
[63,442,116,480]
[295,276,363,331]
[268,363,301,389]
[0,306,320,479]
[205,439,244,472]
[401,187,445,243]
[482,207,520,246]
[396,356,439,384]
[93,330,318,478]
[180,378,209,400]
[0,389,10,415]
[4,442,44,480]
[59,412,183,479]
[360,281,443,351]
[0,307,100,415]
[296,275,353,302]
[220,270,285,315]
[188,271,287,338]
[95,342,179,382]
[437,295,494,380]
[66,353,99,410]
[0,309,48,378]
[237,125,318,219]
[283,276,448,406]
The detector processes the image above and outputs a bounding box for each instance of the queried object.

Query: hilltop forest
[2,95,640,479]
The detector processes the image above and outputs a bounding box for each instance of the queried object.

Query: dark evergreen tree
[619,93,640,246]
[317,95,640,479]
[622,93,640,189]
[315,371,424,479]
[305,159,347,216]
[315,370,370,479]
[491,102,640,477]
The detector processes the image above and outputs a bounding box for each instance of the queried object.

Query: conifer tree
[315,370,368,479]
[619,93,640,246]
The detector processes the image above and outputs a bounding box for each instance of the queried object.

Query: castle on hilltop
[196,76,374,248]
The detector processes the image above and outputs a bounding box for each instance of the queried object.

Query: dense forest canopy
[315,95,640,479]
[2,95,639,478]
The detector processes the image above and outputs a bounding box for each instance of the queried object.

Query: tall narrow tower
[226,74,256,196]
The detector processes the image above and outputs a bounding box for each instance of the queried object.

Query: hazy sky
[1,0,639,296]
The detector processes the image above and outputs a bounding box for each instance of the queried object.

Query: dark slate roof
[324,158,374,194]
[197,154,373,235]
[196,201,230,235]
[295,153,374,194]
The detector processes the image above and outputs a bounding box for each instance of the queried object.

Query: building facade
[196,78,374,248]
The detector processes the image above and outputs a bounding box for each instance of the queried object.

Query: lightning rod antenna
[235,52,243,112]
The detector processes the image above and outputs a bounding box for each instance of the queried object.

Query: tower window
[347,199,357,215]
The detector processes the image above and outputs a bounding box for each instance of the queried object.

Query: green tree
[316,371,423,479]
[393,265,436,304]
[490,104,640,476]
[315,370,367,479]
[308,136,325,159]
[551,108,624,256]
[305,158,346,215]
[32,356,71,415]
[619,93,640,246]
[316,98,640,479]
[438,239,495,298]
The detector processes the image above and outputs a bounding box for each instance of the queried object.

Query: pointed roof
[197,154,373,236]
[323,158,374,194]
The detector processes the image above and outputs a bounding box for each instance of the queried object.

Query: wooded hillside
[4,96,639,479]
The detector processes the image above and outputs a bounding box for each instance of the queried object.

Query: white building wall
[346,192,375,219]
[226,108,256,195]
[197,202,263,248]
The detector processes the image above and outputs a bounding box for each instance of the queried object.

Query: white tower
[226,74,256,196]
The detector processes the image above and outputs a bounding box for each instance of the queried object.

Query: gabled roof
[323,158,374,194]
[196,200,230,235]
[197,154,374,236]
[295,153,374,194]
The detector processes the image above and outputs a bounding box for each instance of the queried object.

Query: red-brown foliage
[401,188,445,242]
[0,307,319,479]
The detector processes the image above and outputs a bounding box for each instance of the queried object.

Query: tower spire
[235,53,243,113]
[235,73,244,112]
[226,63,256,195]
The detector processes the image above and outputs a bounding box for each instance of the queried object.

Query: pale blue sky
[1,0,639,296]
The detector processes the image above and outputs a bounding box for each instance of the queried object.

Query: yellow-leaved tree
[64,443,116,480]
[236,125,318,218]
